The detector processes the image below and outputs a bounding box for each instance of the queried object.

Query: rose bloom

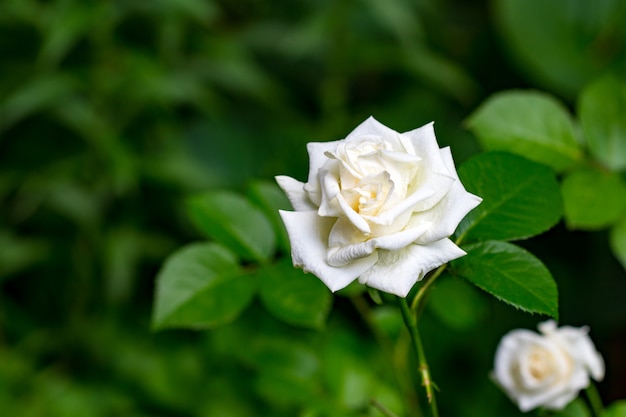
[493,320,605,412]
[275,117,481,297]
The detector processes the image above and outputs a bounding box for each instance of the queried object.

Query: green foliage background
[1,0,625,416]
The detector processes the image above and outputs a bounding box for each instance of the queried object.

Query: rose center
[526,348,553,381]
[342,171,394,216]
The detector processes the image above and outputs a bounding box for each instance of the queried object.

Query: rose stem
[370,398,401,417]
[585,381,605,417]
[398,296,439,417]
[410,264,447,315]
[351,295,421,412]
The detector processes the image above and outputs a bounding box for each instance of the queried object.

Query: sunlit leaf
[152,243,256,330]
[578,75,626,172]
[0,231,48,282]
[602,400,626,417]
[455,152,562,242]
[0,74,75,131]
[246,179,291,253]
[185,191,276,262]
[561,168,626,230]
[452,240,558,319]
[466,91,582,171]
[37,4,95,67]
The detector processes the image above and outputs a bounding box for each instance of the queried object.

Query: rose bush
[493,320,605,412]
[276,117,481,297]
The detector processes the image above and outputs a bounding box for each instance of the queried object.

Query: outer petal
[558,325,605,381]
[279,210,377,292]
[358,238,466,297]
[541,389,579,411]
[275,175,317,211]
[344,116,400,144]
[403,124,458,212]
[409,148,482,243]
[493,330,540,393]
[327,221,432,267]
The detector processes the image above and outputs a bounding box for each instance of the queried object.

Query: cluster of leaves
[451,152,562,318]
[152,181,333,330]
[465,74,626,417]
[466,75,626,271]
[0,0,495,415]
[152,182,418,415]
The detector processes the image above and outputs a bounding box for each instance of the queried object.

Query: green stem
[398,297,439,417]
[351,295,421,411]
[410,264,447,315]
[585,381,604,417]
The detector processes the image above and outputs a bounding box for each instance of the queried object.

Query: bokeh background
[1,0,625,416]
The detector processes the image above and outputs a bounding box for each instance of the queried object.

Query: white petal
[542,389,579,411]
[317,166,343,217]
[409,185,482,244]
[559,326,605,381]
[358,238,466,297]
[404,122,449,174]
[304,140,342,206]
[279,210,377,292]
[408,149,482,243]
[402,126,459,212]
[327,221,432,267]
[336,191,371,234]
[585,346,605,382]
[493,330,539,391]
[364,184,437,227]
[344,116,399,143]
[538,320,558,335]
[275,175,317,211]
[516,379,573,412]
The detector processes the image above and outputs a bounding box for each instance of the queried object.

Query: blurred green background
[1,0,625,416]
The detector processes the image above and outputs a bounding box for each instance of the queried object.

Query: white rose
[275,116,481,297]
[493,320,605,412]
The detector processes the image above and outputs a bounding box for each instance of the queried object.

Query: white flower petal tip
[275,175,317,211]
[275,117,481,296]
[492,320,605,412]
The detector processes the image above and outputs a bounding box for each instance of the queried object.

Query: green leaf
[610,215,626,270]
[455,152,562,242]
[246,179,291,253]
[602,400,626,417]
[561,168,626,230]
[552,398,591,417]
[0,74,76,131]
[259,258,332,329]
[452,240,558,318]
[152,243,256,330]
[578,75,626,172]
[185,190,276,262]
[0,231,48,282]
[466,91,582,171]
